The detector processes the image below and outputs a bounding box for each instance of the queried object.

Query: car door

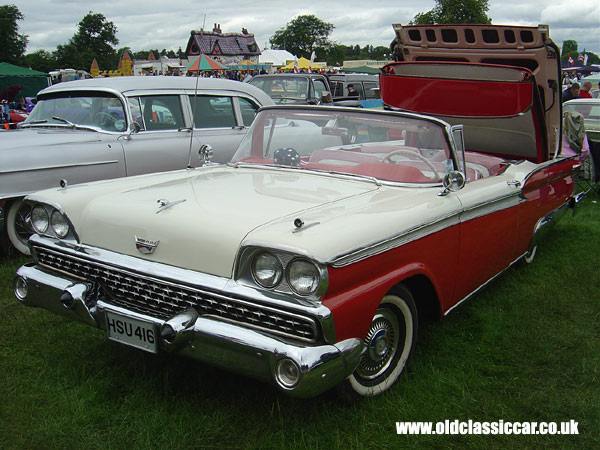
[121,93,196,176]
[451,175,521,303]
[187,93,256,164]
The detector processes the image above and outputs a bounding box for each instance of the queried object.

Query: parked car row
[8,24,587,399]
[248,72,382,108]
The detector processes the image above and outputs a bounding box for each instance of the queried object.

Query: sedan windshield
[232,107,454,184]
[249,77,310,104]
[24,91,127,132]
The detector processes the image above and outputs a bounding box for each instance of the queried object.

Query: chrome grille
[34,245,318,343]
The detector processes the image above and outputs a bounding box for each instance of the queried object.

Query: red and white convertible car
[14,24,582,398]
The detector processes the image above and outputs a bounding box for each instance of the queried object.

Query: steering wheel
[382,149,442,180]
[94,111,118,129]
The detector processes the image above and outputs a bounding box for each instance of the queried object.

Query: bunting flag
[309,51,316,73]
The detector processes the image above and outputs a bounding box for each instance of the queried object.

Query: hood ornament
[135,236,159,255]
[156,198,186,214]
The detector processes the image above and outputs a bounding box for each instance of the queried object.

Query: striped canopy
[185,55,229,72]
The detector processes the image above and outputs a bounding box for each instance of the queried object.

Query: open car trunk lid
[382,24,563,163]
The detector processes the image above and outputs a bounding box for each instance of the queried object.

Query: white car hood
[55,166,381,277]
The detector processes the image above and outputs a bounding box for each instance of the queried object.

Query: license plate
[105,310,158,353]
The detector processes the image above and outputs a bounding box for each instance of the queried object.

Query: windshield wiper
[52,116,76,128]
[18,119,47,128]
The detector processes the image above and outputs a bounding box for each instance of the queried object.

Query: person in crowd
[579,80,593,98]
[562,83,580,102]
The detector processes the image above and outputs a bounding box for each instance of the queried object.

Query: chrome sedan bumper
[14,263,364,398]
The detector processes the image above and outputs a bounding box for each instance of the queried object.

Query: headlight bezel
[25,201,77,242]
[238,246,328,301]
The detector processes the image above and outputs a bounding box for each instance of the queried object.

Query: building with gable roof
[185,24,261,66]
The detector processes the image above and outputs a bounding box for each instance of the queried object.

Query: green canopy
[0,62,50,101]
[340,65,381,74]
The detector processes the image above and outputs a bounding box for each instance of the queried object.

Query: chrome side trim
[330,211,461,268]
[444,253,525,316]
[459,192,521,222]
[528,199,571,253]
[330,190,521,268]
[0,159,120,175]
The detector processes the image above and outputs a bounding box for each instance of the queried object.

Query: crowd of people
[562,80,597,102]
[562,71,598,102]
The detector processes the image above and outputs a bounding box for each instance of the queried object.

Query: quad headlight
[252,252,283,288]
[287,259,320,296]
[247,249,324,298]
[50,210,70,238]
[28,202,73,240]
[31,205,50,234]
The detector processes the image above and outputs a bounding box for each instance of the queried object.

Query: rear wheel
[6,199,32,255]
[340,285,418,398]
[523,245,537,264]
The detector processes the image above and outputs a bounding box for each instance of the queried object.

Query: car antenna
[187,71,201,169]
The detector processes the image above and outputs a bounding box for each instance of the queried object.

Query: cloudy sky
[9,0,600,58]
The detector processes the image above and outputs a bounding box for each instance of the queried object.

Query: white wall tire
[6,199,32,255]
[523,245,537,264]
[341,285,418,398]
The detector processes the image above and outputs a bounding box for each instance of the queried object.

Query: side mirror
[438,171,466,196]
[123,121,141,140]
[321,91,332,104]
[130,121,141,133]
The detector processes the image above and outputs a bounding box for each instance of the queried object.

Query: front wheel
[341,285,418,398]
[6,199,32,255]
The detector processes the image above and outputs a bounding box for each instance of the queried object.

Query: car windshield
[249,77,310,104]
[231,107,454,184]
[563,102,600,120]
[24,91,127,132]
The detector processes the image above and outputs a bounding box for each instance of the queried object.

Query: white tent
[259,49,297,67]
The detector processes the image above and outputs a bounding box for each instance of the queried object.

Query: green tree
[562,40,578,55]
[55,12,118,70]
[413,0,492,24]
[22,50,56,73]
[0,4,28,64]
[270,15,334,58]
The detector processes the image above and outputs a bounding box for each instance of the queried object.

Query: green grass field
[1,198,598,450]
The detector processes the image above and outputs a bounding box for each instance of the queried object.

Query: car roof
[251,73,324,78]
[564,98,600,105]
[38,76,274,104]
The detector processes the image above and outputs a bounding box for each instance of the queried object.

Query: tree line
[1,2,598,74]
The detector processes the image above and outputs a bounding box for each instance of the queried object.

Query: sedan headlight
[287,259,320,296]
[252,252,283,288]
[31,205,49,234]
[51,210,70,238]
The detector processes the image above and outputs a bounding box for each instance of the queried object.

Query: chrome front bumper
[14,263,364,398]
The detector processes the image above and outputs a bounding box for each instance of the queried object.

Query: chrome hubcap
[356,309,400,380]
